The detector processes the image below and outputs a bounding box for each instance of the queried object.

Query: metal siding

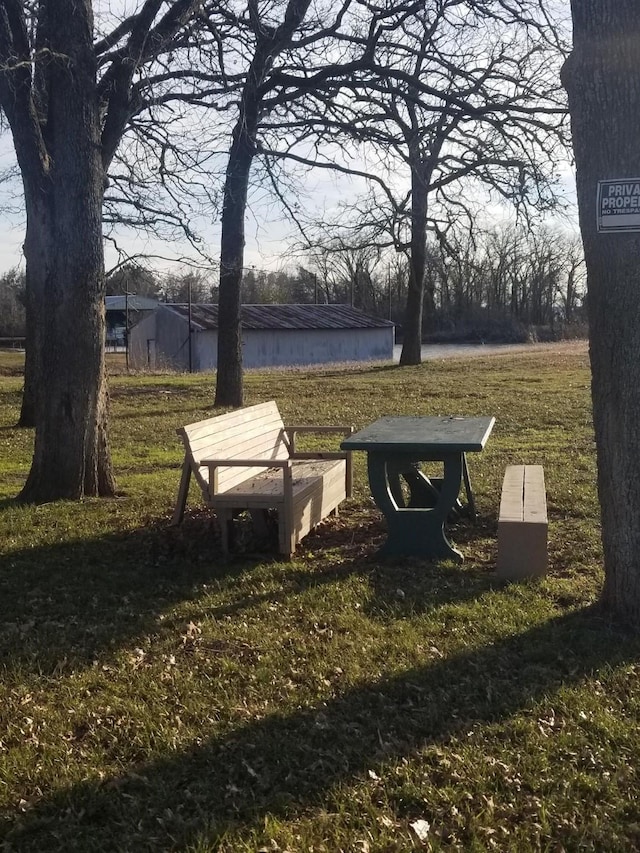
[128,313,156,369]
[156,307,189,370]
[242,328,393,367]
[143,306,394,371]
[195,330,218,371]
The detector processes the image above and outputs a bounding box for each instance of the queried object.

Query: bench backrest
[178,400,289,494]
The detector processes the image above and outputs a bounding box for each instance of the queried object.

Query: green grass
[2,342,639,852]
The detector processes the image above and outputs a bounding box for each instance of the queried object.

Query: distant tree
[0,267,25,336]
[432,225,585,336]
[160,270,213,303]
[162,270,213,303]
[555,235,585,326]
[287,266,317,304]
[105,264,161,299]
[241,269,267,304]
[303,242,382,311]
[562,0,640,621]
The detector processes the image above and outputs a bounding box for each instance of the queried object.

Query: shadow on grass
[0,510,493,677]
[0,497,21,511]
[0,515,260,672]
[302,511,499,623]
[4,606,639,851]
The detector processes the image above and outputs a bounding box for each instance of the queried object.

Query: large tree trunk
[400,161,429,365]
[20,0,115,501]
[562,1,640,621]
[17,263,39,428]
[18,188,49,429]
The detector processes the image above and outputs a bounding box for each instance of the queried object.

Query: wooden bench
[172,401,353,558]
[497,464,548,580]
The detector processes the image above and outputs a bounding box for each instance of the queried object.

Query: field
[1,342,640,852]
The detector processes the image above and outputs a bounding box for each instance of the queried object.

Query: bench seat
[173,401,353,558]
[497,464,548,580]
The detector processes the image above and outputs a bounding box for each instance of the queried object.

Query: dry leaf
[410,818,431,842]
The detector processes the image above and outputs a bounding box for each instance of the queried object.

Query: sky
[0,0,578,279]
[0,130,383,277]
[0,128,366,275]
[0,156,580,279]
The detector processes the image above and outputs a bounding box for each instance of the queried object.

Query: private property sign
[597,179,640,232]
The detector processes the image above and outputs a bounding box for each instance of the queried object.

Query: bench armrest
[200,458,291,469]
[288,448,354,499]
[284,427,354,498]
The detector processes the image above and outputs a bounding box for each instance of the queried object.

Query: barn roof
[163,303,394,331]
[106,295,159,311]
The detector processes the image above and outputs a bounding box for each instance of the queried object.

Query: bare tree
[0,0,219,500]
[209,0,399,406]
[555,235,585,326]
[287,0,569,363]
[213,0,321,406]
[562,1,640,621]
[302,239,383,311]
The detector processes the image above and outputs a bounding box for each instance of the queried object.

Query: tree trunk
[400,162,429,365]
[214,45,267,409]
[17,188,49,429]
[563,1,640,621]
[17,268,38,428]
[212,1,313,406]
[19,0,116,501]
[214,127,253,408]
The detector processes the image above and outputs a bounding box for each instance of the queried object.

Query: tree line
[1,220,585,342]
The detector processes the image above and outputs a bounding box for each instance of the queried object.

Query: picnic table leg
[387,461,439,508]
[387,461,474,523]
[462,453,477,523]
[367,452,464,562]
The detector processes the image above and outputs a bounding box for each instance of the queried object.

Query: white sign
[597,179,640,232]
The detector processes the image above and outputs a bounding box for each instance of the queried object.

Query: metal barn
[129,303,395,371]
[105,294,158,348]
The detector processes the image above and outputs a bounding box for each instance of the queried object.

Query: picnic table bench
[173,401,353,558]
[497,464,548,579]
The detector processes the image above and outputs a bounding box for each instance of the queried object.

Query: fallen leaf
[410,818,431,842]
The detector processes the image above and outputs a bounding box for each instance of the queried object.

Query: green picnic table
[341,415,495,561]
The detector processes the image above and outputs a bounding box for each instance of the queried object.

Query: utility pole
[125,289,130,371]
[187,277,193,373]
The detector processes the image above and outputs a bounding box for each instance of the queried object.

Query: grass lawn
[1,342,639,852]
